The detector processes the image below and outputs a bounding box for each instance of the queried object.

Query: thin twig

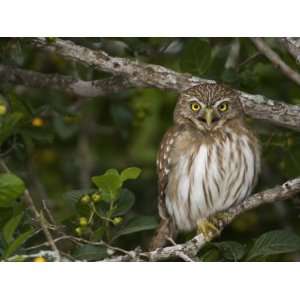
[25,234,132,256]
[0,159,61,261]
[250,37,300,86]
[238,52,261,69]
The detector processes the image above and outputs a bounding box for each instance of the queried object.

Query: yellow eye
[218,102,229,112]
[191,102,201,112]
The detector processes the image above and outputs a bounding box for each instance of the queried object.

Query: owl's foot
[212,211,233,227]
[197,212,233,240]
[197,218,220,241]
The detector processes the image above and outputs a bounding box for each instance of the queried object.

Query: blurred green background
[1,37,300,261]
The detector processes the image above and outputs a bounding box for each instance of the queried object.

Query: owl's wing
[156,127,175,220]
[149,127,177,250]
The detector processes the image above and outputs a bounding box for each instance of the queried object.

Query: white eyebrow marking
[186,96,201,103]
[213,98,231,107]
[186,97,206,108]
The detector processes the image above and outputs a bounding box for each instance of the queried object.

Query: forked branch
[28,38,300,132]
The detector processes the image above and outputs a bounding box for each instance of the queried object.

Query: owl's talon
[197,212,233,240]
[197,219,220,240]
[212,212,233,226]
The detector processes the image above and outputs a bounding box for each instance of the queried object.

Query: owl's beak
[205,108,214,126]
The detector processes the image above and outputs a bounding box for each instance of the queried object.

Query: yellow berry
[34,256,47,262]
[32,117,44,127]
[0,104,7,115]
[80,194,91,204]
[112,217,123,225]
[79,217,88,227]
[75,227,82,236]
[91,192,101,202]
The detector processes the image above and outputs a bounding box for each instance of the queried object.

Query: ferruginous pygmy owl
[150,83,261,250]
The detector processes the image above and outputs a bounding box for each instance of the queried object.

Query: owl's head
[174,83,243,131]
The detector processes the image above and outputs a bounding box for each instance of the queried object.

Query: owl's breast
[165,131,260,232]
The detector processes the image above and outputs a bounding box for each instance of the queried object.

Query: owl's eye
[218,102,229,112]
[191,102,201,112]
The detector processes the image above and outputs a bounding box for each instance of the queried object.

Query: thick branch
[0,64,132,97]
[29,38,211,90]
[103,177,300,261]
[250,37,300,86]
[27,38,300,131]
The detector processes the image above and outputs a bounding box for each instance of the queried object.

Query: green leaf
[0,112,23,145]
[120,167,142,182]
[3,212,24,244]
[3,229,34,258]
[0,173,25,207]
[246,230,300,261]
[213,241,246,262]
[199,248,220,262]
[112,189,135,217]
[180,39,212,76]
[112,215,158,241]
[105,169,120,176]
[72,245,108,261]
[92,171,122,195]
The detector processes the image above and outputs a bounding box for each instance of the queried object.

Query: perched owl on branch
[150,83,261,250]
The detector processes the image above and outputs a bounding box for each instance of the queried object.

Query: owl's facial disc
[174,84,242,131]
[188,98,235,131]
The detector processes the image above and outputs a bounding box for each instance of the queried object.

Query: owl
[150,83,260,250]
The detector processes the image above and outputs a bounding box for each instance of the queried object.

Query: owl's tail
[148,219,177,251]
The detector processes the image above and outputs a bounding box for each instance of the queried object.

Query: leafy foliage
[0,173,25,207]
[245,230,300,261]
[0,37,300,261]
[199,230,300,262]
[70,167,158,252]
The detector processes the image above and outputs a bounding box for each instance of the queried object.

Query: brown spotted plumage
[150,83,260,250]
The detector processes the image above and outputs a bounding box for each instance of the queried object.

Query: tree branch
[280,38,300,64]
[102,177,300,261]
[0,64,132,97]
[2,168,300,261]
[250,37,300,86]
[26,37,300,132]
